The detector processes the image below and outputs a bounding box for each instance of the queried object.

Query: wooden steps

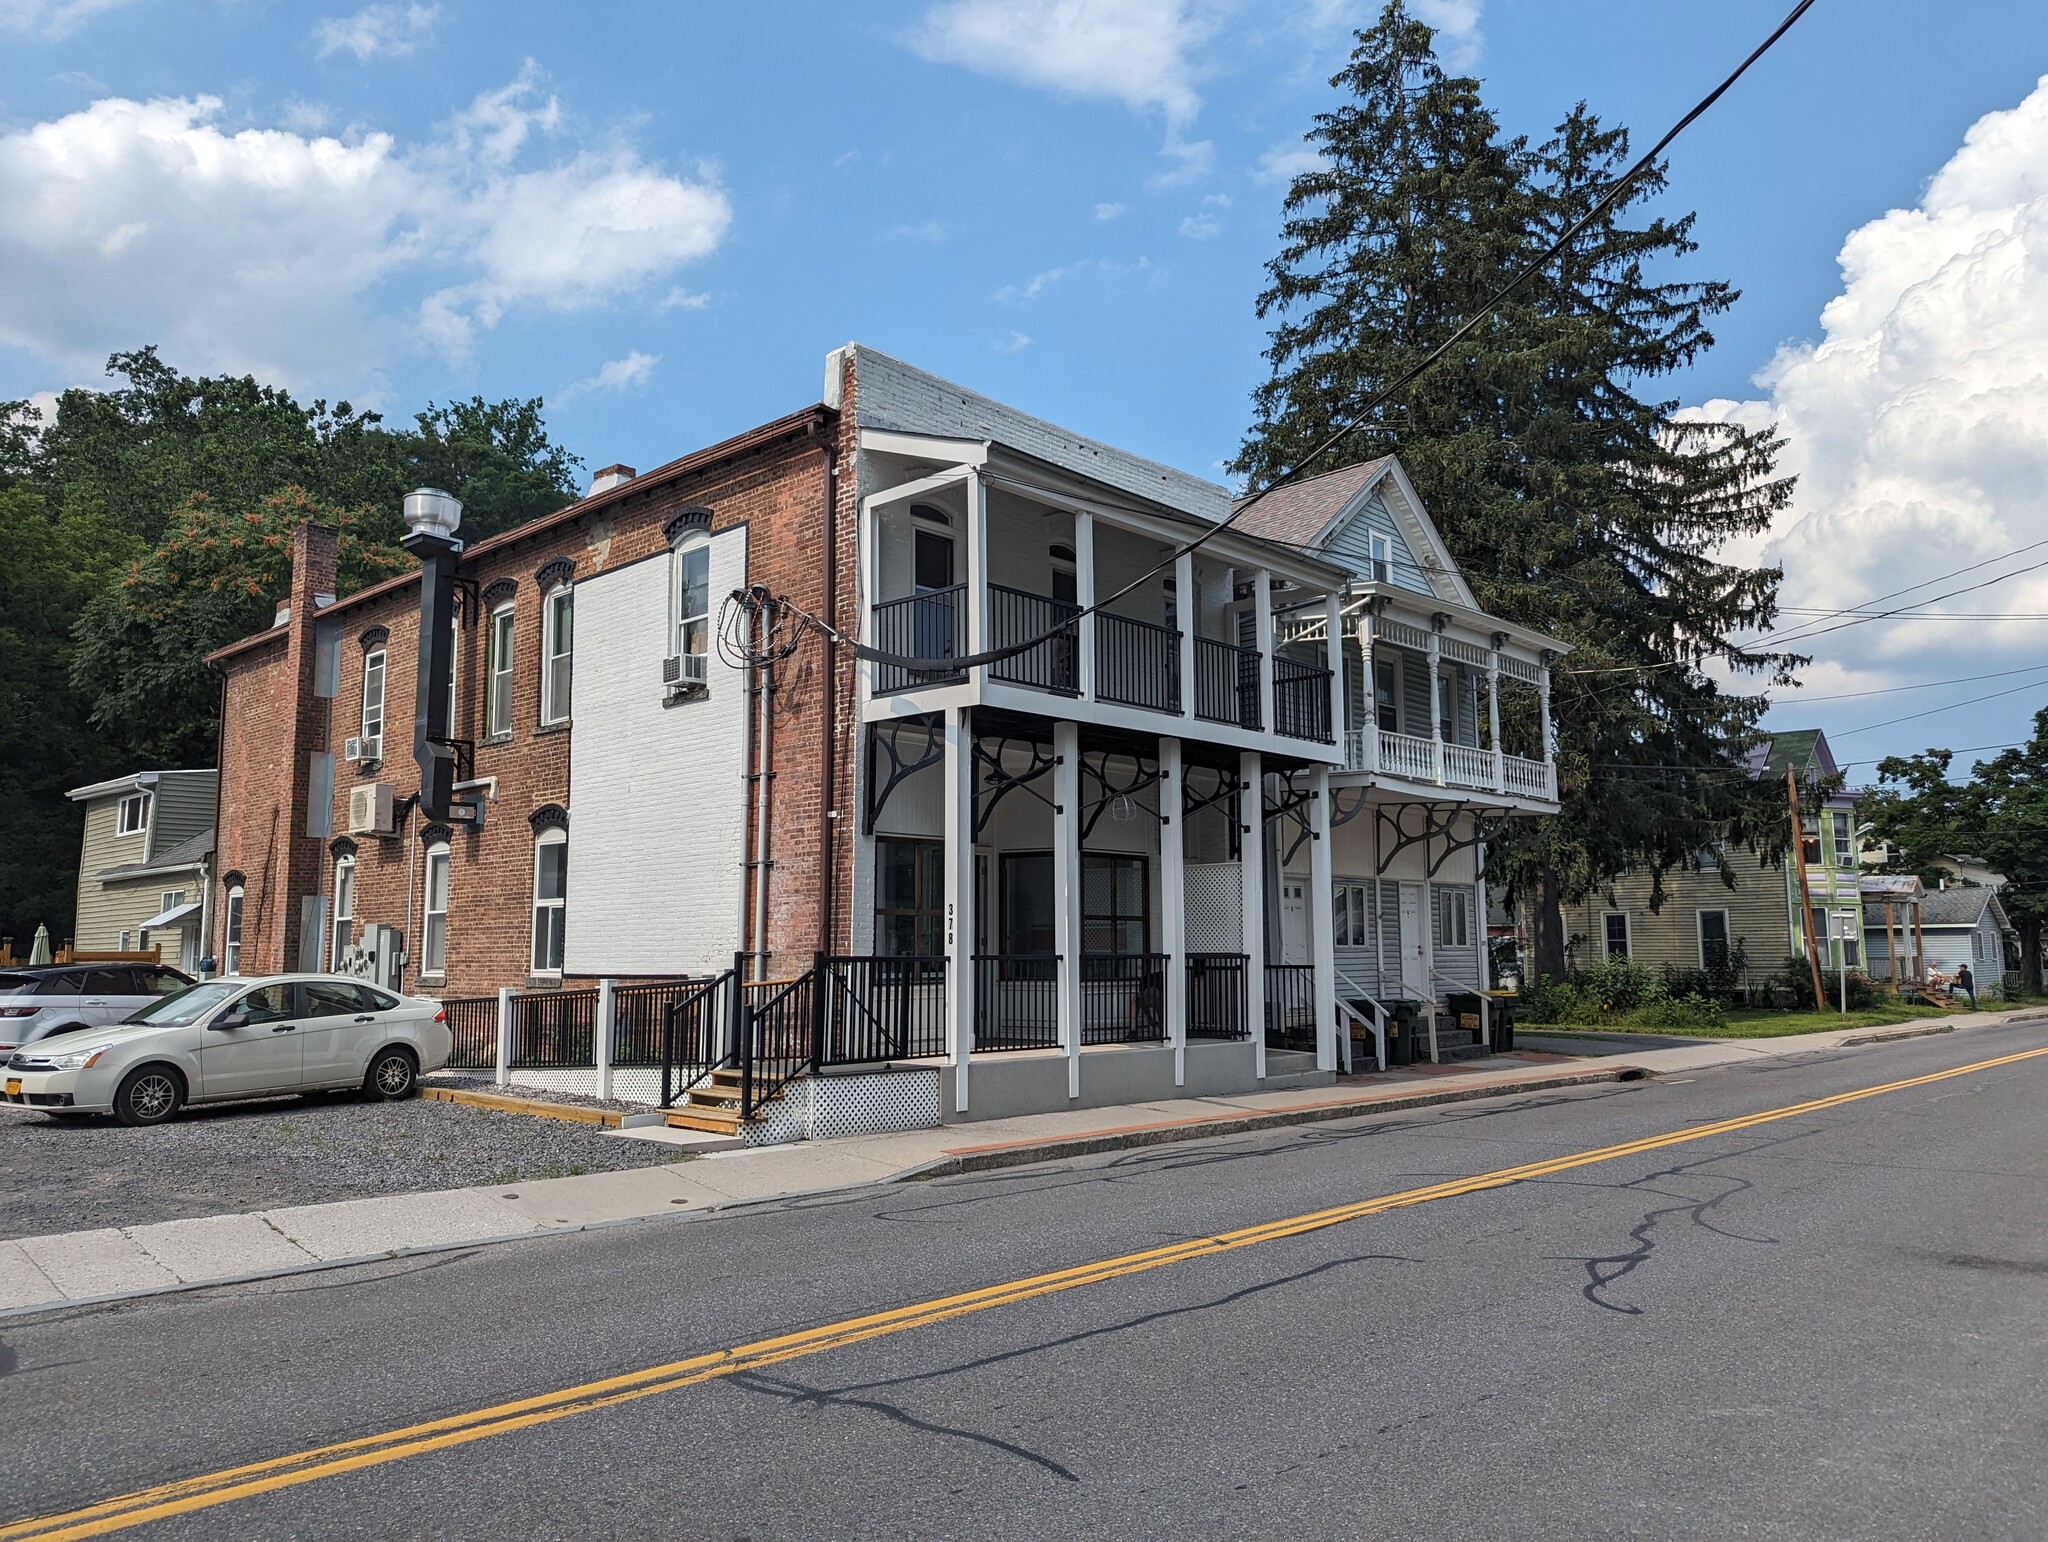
[662,1067,785,1134]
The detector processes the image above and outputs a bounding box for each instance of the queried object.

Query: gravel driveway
[0,1094,685,1241]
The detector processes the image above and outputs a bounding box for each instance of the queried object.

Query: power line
[1765,557,2048,648]
[1789,663,2048,702]
[1758,537,2048,639]
[832,0,1820,676]
[1833,678,2048,738]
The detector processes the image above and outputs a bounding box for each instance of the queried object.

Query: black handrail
[739,966,816,1118]
[973,953,1060,1051]
[659,971,734,1108]
[818,955,947,1063]
[1080,953,1170,1044]
[1095,612,1182,713]
[1273,658,1334,742]
[988,585,1079,695]
[1264,962,1317,1050]
[872,585,966,693]
[1194,637,1262,729]
[1186,953,1249,1040]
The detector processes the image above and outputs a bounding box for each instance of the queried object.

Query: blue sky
[5,0,2048,776]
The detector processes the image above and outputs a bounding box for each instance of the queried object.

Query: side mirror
[210,1011,249,1032]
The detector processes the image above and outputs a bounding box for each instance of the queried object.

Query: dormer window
[115,791,151,837]
[1369,533,1393,584]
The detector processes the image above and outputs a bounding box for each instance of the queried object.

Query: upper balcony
[857,440,1352,763]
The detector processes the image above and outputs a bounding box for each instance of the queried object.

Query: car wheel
[114,1066,184,1127]
[363,1047,418,1101]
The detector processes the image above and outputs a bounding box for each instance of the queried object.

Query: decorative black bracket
[975,734,1061,837]
[1263,769,1320,866]
[863,716,944,835]
[1373,802,1510,877]
[1329,786,1370,829]
[1180,763,1242,860]
[1079,750,1160,841]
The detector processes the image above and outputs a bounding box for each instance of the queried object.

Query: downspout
[751,589,776,981]
[818,445,839,956]
[203,665,226,977]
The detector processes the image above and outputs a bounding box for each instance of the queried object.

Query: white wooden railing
[1344,730,1556,802]
[1502,753,1554,800]
[1377,729,1438,781]
[1442,743,1494,789]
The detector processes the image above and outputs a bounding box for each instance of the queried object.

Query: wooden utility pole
[1913,901,1928,985]
[1789,766,1825,1009]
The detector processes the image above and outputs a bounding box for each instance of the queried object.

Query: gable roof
[1228,460,1391,549]
[95,825,214,882]
[1751,728,1843,782]
[1917,886,2008,929]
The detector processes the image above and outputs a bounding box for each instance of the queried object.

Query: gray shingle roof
[95,826,214,882]
[1914,887,2002,928]
[1229,460,1391,550]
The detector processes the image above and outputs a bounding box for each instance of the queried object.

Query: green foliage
[1569,955,1663,1014]
[1514,967,1725,1030]
[1630,993,1729,1031]
[1235,2,1796,973]
[1773,958,1880,1012]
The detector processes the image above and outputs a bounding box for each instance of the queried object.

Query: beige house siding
[72,796,147,947]
[1563,860,1796,975]
[75,877,196,955]
[147,772,217,860]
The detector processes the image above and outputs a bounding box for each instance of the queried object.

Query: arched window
[421,842,450,977]
[541,584,573,724]
[332,855,355,966]
[669,533,711,691]
[531,829,567,974]
[223,884,245,975]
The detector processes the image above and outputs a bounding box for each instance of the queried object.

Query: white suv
[3,974,453,1127]
[0,964,193,1057]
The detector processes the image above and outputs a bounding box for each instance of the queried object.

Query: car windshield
[123,981,243,1026]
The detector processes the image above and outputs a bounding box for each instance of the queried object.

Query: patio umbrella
[28,923,52,965]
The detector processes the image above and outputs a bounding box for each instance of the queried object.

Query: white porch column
[1309,764,1337,1074]
[965,471,989,670]
[1323,593,1344,752]
[1427,624,1446,785]
[1054,720,1083,1099]
[1474,836,1492,1050]
[596,977,616,1102]
[859,494,881,704]
[1176,551,1195,721]
[1252,569,1275,734]
[1422,880,1441,1063]
[1240,749,1266,1079]
[1160,736,1188,1086]
[1356,610,1378,773]
[1075,513,1097,704]
[943,706,975,1112]
[1539,654,1557,799]
[494,986,512,1088]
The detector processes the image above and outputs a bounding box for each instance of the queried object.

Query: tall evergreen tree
[1237,2,1798,979]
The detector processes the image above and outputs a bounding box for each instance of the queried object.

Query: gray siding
[147,772,217,860]
[1321,492,1433,597]
[1430,884,1481,991]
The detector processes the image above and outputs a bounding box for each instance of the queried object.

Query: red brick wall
[212,408,861,998]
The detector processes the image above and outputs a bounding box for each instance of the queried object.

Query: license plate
[4,1079,19,1097]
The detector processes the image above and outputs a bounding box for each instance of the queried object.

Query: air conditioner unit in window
[345,734,382,763]
[663,653,707,699]
[348,782,395,837]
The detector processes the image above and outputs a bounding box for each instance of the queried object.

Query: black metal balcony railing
[1096,613,1182,713]
[871,585,967,694]
[974,954,1060,1051]
[1080,953,1170,1045]
[988,584,1080,694]
[818,955,947,1063]
[1185,953,1249,1040]
[1272,658,1334,743]
[1194,637,1262,730]
[1263,963,1317,1050]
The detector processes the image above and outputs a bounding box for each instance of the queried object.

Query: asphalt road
[4,1021,2045,1540]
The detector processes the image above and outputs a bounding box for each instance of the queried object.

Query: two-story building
[206,346,1562,1129]
[64,770,217,972]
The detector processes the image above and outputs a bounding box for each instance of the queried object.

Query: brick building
[207,344,1564,1123]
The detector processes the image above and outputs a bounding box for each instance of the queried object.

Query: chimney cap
[403,488,463,543]
[588,463,637,496]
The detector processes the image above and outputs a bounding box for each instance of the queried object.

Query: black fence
[440,994,497,1069]
[1194,638,1262,729]
[613,977,716,1068]
[818,955,946,1064]
[988,585,1079,694]
[872,586,966,693]
[974,954,1060,1051]
[1272,658,1334,742]
[1080,953,1169,1044]
[738,971,815,1115]
[509,987,599,1069]
[1185,954,1248,1040]
[660,972,734,1108]
[1096,612,1182,713]
[1263,963,1317,1050]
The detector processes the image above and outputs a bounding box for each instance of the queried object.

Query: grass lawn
[1527,1001,1959,1040]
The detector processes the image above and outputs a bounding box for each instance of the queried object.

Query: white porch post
[1241,749,1266,1079]
[1356,610,1379,773]
[1176,551,1195,721]
[1427,624,1446,785]
[596,977,616,1102]
[965,471,989,674]
[1253,568,1275,734]
[1161,736,1188,1086]
[494,986,512,1087]
[1487,645,1505,794]
[1075,513,1097,704]
[944,707,975,1112]
[1323,593,1344,752]
[1474,837,1492,1050]
[1539,655,1557,800]
[1422,881,1441,1063]
[1054,719,1083,1099]
[1309,764,1337,1074]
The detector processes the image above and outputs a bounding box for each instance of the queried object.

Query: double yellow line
[11,1043,2045,1541]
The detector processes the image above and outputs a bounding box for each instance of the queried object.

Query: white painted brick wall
[566,529,750,977]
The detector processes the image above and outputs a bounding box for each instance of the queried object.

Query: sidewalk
[3,1008,2036,1317]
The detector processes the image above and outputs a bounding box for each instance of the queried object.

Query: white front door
[1398,884,1428,1000]
[1280,880,1308,965]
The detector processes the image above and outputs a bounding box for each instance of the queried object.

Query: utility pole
[1789,766,1825,1010]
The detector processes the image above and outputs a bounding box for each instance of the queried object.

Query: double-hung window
[1369,532,1393,583]
[672,536,710,683]
[115,791,150,837]
[1829,812,1855,869]
[332,857,355,964]
[1603,912,1630,960]
[1333,882,1371,947]
[531,831,567,974]
[1437,888,1471,949]
[541,587,573,724]
[1698,909,1730,970]
[361,649,386,752]
[875,838,944,958]
[421,844,450,977]
[485,603,515,739]
[223,885,244,975]
[1082,854,1149,956]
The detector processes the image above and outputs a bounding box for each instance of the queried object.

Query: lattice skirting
[745,1069,944,1147]
[502,1067,664,1103]
[1186,864,1243,953]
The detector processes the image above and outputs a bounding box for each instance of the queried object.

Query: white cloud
[0,0,139,38]
[1201,191,1230,207]
[1177,211,1220,239]
[1254,138,1321,187]
[1411,0,1483,70]
[0,73,731,386]
[315,3,438,62]
[1094,201,1127,221]
[991,329,1032,353]
[993,254,1152,303]
[994,263,1073,303]
[562,350,659,398]
[883,218,952,242]
[1683,75,2048,693]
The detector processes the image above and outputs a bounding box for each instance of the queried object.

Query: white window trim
[421,843,450,979]
[115,791,150,838]
[332,856,355,964]
[531,829,567,976]
[1369,532,1393,583]
[160,888,184,912]
[447,616,461,735]
[486,601,516,739]
[1332,880,1371,949]
[1697,908,1730,968]
[1437,887,1471,950]
[1602,911,1631,960]
[671,533,711,664]
[540,585,573,726]
[361,648,387,748]
[223,885,245,975]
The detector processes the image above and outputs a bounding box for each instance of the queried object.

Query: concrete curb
[1838,1023,1955,1048]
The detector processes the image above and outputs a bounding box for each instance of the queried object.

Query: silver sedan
[2,974,453,1127]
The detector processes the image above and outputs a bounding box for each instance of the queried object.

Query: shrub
[1517,977,1586,1025]
[1572,955,1664,1014]
[1777,959,1881,1011]
[1628,992,1729,1031]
